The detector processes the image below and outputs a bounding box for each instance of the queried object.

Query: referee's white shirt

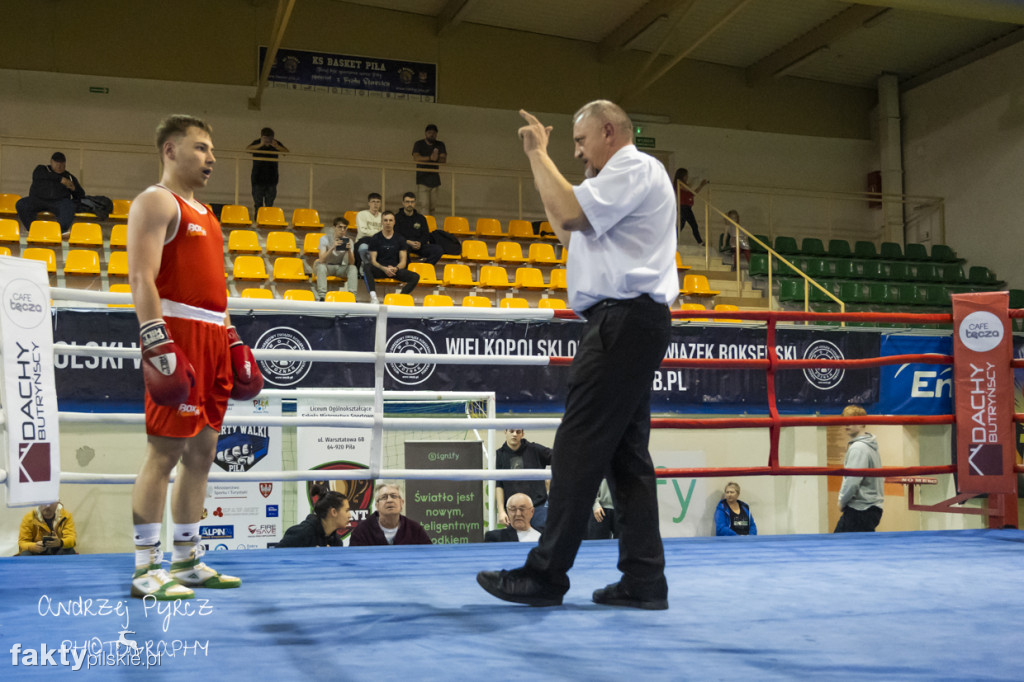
[569,144,679,313]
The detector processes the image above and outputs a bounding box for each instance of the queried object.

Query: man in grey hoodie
[835,405,884,532]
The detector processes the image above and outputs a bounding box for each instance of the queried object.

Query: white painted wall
[902,39,1024,290]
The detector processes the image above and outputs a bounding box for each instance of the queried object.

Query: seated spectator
[394,191,442,264]
[495,428,552,531]
[354,192,383,265]
[714,482,757,536]
[276,484,349,547]
[484,493,541,543]
[722,210,749,271]
[349,482,432,546]
[586,479,618,540]
[16,152,85,235]
[314,217,358,301]
[361,211,419,303]
[19,501,78,555]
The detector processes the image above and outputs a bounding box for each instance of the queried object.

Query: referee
[477,100,677,610]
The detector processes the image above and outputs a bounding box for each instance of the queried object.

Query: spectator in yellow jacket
[19,501,77,555]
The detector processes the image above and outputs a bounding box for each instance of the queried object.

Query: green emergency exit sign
[635,136,656,149]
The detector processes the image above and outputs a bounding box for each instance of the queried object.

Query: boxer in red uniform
[127,115,263,600]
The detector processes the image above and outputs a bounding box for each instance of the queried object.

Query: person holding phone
[314,216,359,300]
[19,501,78,555]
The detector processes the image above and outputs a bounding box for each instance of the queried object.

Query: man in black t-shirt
[245,127,289,218]
[393,191,443,265]
[411,124,446,214]
[362,211,420,301]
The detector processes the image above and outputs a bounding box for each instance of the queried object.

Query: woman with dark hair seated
[277,484,350,547]
[714,482,757,536]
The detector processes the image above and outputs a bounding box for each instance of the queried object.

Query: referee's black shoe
[592,581,668,610]
[476,569,564,607]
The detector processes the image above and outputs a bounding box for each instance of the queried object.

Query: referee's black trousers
[524,295,671,597]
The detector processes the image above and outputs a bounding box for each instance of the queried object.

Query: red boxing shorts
[145,316,232,438]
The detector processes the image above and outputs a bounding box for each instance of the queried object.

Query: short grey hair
[573,100,633,140]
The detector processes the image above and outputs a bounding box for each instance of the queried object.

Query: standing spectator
[485,494,541,543]
[835,405,884,533]
[18,501,77,555]
[276,484,349,547]
[411,124,447,214]
[362,211,420,303]
[313,217,358,301]
[586,479,618,540]
[394,192,443,264]
[723,210,750,271]
[354,192,383,265]
[495,428,552,531]
[714,482,757,536]
[349,482,432,546]
[674,167,707,246]
[477,101,676,610]
[246,127,289,218]
[16,152,85,235]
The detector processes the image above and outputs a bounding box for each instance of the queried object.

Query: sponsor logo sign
[384,330,437,385]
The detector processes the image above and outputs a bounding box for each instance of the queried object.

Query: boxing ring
[2,273,1024,678]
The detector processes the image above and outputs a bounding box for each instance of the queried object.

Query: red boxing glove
[140,319,195,406]
[227,325,264,400]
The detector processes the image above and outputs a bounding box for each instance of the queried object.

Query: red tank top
[153,186,227,313]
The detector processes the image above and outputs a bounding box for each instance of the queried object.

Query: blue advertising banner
[258,46,437,101]
[874,334,953,416]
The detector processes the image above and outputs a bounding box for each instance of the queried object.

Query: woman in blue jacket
[715,482,757,536]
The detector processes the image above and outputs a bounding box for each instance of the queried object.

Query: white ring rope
[51,468,551,485]
[57,412,562,430]
[49,287,569,321]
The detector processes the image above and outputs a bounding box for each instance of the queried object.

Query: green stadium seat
[778,278,805,303]
[749,253,774,278]
[774,236,799,255]
[879,242,904,260]
[968,266,1000,286]
[801,238,826,256]
[904,243,929,261]
[916,284,949,307]
[854,241,878,259]
[939,264,965,284]
[889,263,913,281]
[827,239,852,258]
[750,235,771,254]
[931,244,963,263]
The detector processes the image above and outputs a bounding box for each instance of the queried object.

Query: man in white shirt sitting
[484,494,541,543]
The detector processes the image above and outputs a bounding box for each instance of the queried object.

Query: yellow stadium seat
[0,193,20,217]
[272,257,308,282]
[303,232,322,256]
[109,199,132,221]
[675,252,692,271]
[425,215,438,232]
[0,218,20,243]
[27,221,62,245]
[548,269,567,291]
[64,249,100,276]
[527,242,557,265]
[283,289,315,301]
[233,255,269,281]
[266,231,300,255]
[679,302,708,321]
[220,205,252,227]
[512,267,546,290]
[461,239,491,262]
[538,221,557,240]
[443,216,471,235]
[424,294,454,307]
[109,224,128,249]
[461,295,492,308]
[22,248,57,273]
[443,263,478,287]
[67,222,103,247]
[228,230,262,254]
[0,246,11,257]
[507,220,536,241]
[241,288,274,299]
[496,241,528,264]
[344,211,358,231]
[407,262,440,285]
[107,283,133,308]
[499,297,529,309]
[557,245,568,264]
[682,274,721,296]
[538,298,566,310]
[325,291,356,303]
[714,304,743,323]
[479,265,512,289]
[291,208,323,230]
[384,293,415,306]
[107,250,129,278]
[256,207,288,228]
[475,218,504,238]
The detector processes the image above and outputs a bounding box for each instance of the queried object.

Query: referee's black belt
[580,294,664,319]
